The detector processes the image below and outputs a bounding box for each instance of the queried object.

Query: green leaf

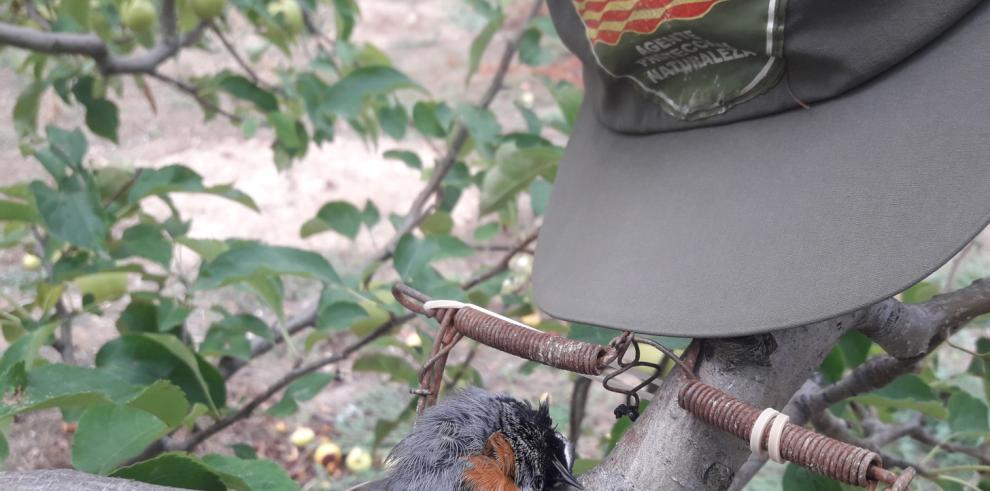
[569,323,617,346]
[60,0,91,29]
[362,200,380,227]
[112,452,227,491]
[201,453,300,491]
[127,380,189,427]
[300,201,362,239]
[528,178,552,216]
[353,353,418,385]
[0,321,57,391]
[838,330,872,368]
[219,74,279,112]
[545,80,583,132]
[393,233,473,281]
[195,243,340,290]
[246,275,286,319]
[384,149,422,169]
[457,104,501,156]
[854,374,948,419]
[473,222,500,241]
[480,144,562,215]
[231,444,258,460]
[466,10,504,84]
[177,237,230,262]
[114,223,172,267]
[316,301,369,332]
[30,180,109,251]
[72,404,168,474]
[14,82,45,135]
[819,347,845,383]
[412,102,449,138]
[267,111,306,152]
[96,333,225,412]
[0,364,144,419]
[948,390,989,434]
[0,199,37,222]
[200,314,272,360]
[322,66,420,118]
[45,126,88,169]
[781,463,843,491]
[0,432,8,463]
[117,297,191,334]
[518,27,554,66]
[901,281,940,304]
[267,372,334,417]
[376,104,407,139]
[84,98,120,143]
[128,165,258,211]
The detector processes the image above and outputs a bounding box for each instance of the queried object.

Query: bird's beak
[552,457,584,489]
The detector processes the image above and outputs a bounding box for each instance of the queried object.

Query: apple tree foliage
[1,0,990,490]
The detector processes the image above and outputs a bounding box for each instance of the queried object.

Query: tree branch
[731,275,990,489]
[0,18,206,75]
[860,277,990,358]
[909,428,990,465]
[462,228,539,290]
[810,409,930,476]
[209,21,266,87]
[175,312,414,451]
[365,0,543,268]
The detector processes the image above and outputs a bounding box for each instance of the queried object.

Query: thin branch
[24,2,51,30]
[462,228,539,290]
[175,312,414,451]
[30,228,75,364]
[569,377,592,448]
[365,0,544,268]
[910,428,990,466]
[796,356,916,418]
[217,306,318,377]
[209,22,265,87]
[147,71,241,123]
[443,341,480,390]
[810,409,931,476]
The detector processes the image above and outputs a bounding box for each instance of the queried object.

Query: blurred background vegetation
[1,0,989,490]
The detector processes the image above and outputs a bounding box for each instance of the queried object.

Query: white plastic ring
[767,413,790,463]
[749,408,778,457]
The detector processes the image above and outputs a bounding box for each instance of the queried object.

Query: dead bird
[350,388,581,491]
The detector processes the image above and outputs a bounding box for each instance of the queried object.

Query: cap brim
[533,7,990,338]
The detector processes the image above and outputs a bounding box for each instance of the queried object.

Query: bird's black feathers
[374,388,577,491]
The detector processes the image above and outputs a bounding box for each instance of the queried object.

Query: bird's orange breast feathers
[463,431,519,491]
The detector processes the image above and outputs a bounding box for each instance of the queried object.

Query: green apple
[191,0,225,19]
[73,272,129,303]
[21,254,41,270]
[122,0,157,32]
[267,0,303,34]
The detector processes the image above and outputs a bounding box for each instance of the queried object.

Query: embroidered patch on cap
[572,0,786,120]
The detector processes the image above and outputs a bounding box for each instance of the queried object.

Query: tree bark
[580,312,858,490]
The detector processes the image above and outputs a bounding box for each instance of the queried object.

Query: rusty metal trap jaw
[392,283,916,490]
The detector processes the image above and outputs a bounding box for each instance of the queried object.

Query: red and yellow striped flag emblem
[574,0,727,45]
